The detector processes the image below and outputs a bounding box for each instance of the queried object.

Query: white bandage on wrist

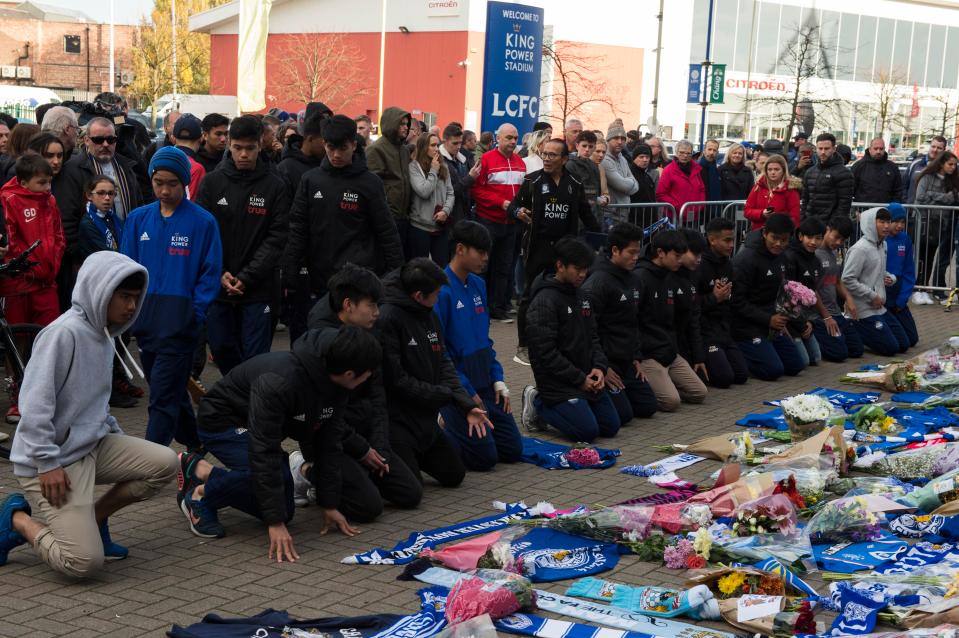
[493,381,509,397]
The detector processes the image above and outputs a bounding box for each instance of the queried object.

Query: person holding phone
[744,154,801,231]
[408,133,455,266]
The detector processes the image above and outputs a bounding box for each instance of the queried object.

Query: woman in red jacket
[743,154,801,230]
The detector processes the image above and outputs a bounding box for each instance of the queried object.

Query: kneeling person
[180,327,380,562]
[436,221,523,471]
[1,253,177,577]
[523,238,622,441]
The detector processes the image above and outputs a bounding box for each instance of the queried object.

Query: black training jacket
[196,156,290,304]
[581,255,643,373]
[731,230,787,342]
[635,258,681,366]
[526,273,608,406]
[672,268,705,364]
[196,330,350,519]
[782,241,824,335]
[696,248,735,347]
[277,141,324,198]
[307,294,391,458]
[376,273,474,424]
[801,152,854,221]
[283,153,404,295]
[508,167,599,254]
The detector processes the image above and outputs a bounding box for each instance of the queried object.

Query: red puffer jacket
[744,175,801,230]
[655,159,705,222]
[0,177,66,294]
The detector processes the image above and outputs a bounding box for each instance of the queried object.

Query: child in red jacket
[0,154,66,325]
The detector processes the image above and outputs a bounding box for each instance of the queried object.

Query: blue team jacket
[120,198,223,353]
[435,266,504,396]
[885,230,916,308]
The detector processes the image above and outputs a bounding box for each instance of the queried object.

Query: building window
[855,16,876,83]
[836,14,858,81]
[910,23,929,86]
[892,21,912,80]
[64,35,81,54]
[927,25,946,89]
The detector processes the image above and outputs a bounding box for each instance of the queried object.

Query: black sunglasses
[90,135,118,145]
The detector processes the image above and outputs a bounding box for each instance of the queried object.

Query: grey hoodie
[841,207,888,321]
[11,251,148,477]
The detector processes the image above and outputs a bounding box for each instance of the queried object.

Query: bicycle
[0,239,45,459]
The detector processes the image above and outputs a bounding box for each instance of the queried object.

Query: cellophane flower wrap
[851,403,902,436]
[803,496,882,545]
[521,504,654,543]
[730,493,799,537]
[444,569,536,624]
[776,280,818,322]
[842,338,959,392]
[780,393,833,425]
[564,446,603,468]
[856,444,957,482]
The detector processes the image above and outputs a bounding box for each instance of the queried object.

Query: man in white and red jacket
[470,123,525,320]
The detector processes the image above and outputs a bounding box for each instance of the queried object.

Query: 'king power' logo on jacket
[169,233,191,256]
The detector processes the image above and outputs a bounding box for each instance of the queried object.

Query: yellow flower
[718,572,747,595]
[693,527,712,560]
[946,573,959,599]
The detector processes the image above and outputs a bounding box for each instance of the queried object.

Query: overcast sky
[43,0,158,25]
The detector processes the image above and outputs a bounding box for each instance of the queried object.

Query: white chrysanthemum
[781,394,832,424]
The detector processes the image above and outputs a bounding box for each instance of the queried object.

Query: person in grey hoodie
[408,132,455,266]
[841,207,911,357]
[0,251,178,577]
[601,123,638,228]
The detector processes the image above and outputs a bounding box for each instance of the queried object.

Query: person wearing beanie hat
[627,142,658,225]
[884,203,920,344]
[601,124,638,227]
[122,144,223,450]
[172,114,207,201]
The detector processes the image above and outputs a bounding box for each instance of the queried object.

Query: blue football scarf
[167,589,447,638]
[873,541,957,575]
[747,557,819,596]
[888,513,959,542]
[496,612,658,638]
[342,502,533,565]
[824,582,892,636]
[503,527,622,582]
[520,437,620,470]
[766,387,881,409]
[812,531,908,573]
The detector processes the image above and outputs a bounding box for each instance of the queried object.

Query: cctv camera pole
[109,0,115,91]
[698,0,715,151]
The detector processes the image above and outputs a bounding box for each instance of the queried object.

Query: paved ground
[0,304,955,637]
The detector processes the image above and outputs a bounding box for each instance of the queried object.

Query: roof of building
[0,1,96,23]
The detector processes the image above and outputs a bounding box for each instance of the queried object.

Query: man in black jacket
[303,264,422,518]
[196,113,229,174]
[377,259,492,487]
[178,327,381,561]
[801,133,854,222]
[440,123,480,227]
[635,230,708,412]
[696,218,748,388]
[566,131,609,219]
[196,115,289,375]
[674,229,708,382]
[851,138,903,204]
[283,115,404,319]
[521,238,621,442]
[732,214,806,380]
[581,223,657,424]
[509,138,600,366]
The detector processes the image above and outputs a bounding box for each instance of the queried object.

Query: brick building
[0,1,137,93]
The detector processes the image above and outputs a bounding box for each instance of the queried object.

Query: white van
[0,86,61,121]
[147,94,238,133]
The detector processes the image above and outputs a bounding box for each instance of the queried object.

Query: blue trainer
[179,494,225,539]
[0,493,31,566]
[99,520,128,561]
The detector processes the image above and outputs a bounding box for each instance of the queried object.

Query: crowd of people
[0,98,946,577]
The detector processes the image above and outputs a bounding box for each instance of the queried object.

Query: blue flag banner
[480,2,545,134]
[812,531,908,573]
[765,388,881,409]
[508,527,622,582]
[341,503,532,565]
[520,437,620,470]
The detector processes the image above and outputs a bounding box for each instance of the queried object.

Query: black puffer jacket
[851,152,903,204]
[635,258,681,366]
[196,156,290,303]
[731,230,787,341]
[283,152,404,295]
[672,268,705,364]
[376,272,474,425]
[801,152,854,221]
[719,162,754,201]
[308,294,391,458]
[526,273,608,406]
[196,329,350,518]
[696,248,734,347]
[277,140,324,197]
[580,255,643,373]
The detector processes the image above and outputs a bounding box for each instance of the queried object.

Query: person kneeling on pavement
[178,327,381,562]
[522,237,622,442]
[302,263,423,515]
[1,252,178,577]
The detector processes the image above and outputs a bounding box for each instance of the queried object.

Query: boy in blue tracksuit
[121,146,223,449]
[436,221,522,471]
[884,203,919,347]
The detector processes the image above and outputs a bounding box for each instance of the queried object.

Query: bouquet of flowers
[730,494,799,537]
[856,444,957,482]
[776,280,818,323]
[826,476,916,499]
[780,393,833,442]
[897,467,959,512]
[803,496,882,545]
[852,404,903,436]
[445,569,536,623]
[564,446,604,468]
[519,504,654,543]
[687,566,788,600]
[842,338,959,392]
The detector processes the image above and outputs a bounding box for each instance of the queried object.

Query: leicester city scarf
[503,527,622,582]
[342,502,533,565]
[520,437,620,470]
[766,387,881,409]
[812,531,908,573]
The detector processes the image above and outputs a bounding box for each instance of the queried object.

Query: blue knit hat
[149,145,191,186]
[888,202,907,221]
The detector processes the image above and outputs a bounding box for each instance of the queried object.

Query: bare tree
[540,41,620,127]
[273,33,372,107]
[923,93,959,140]
[747,20,846,142]
[867,68,911,140]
